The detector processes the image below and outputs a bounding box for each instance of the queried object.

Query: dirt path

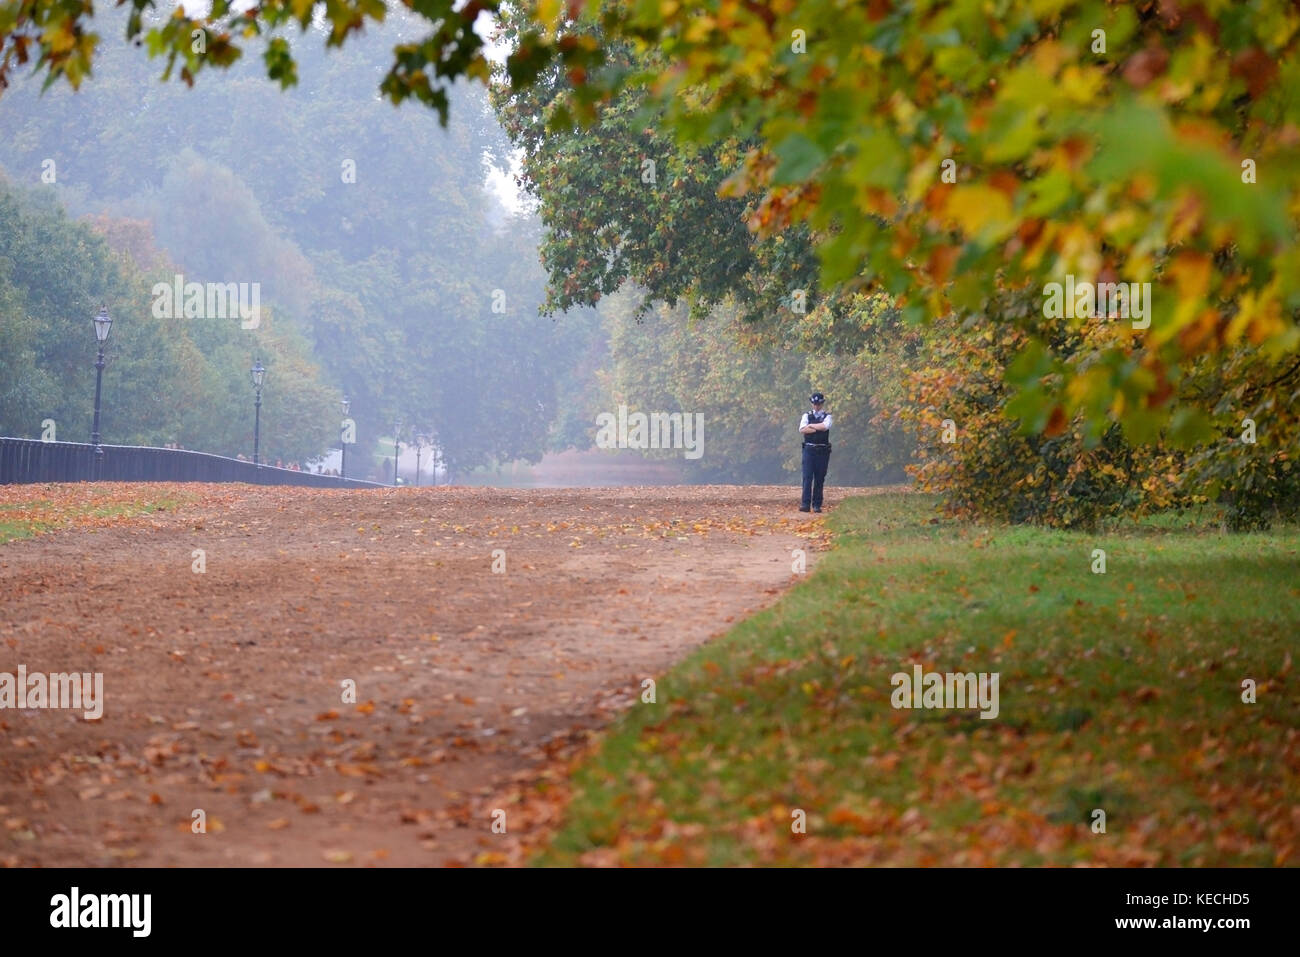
[0,484,839,866]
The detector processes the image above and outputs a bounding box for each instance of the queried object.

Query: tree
[899,291,1190,528]
[511,1,1300,521]
[0,176,335,456]
[0,0,590,125]
[490,4,822,327]
[592,289,798,482]
[1,7,596,472]
[587,287,910,485]
[12,1,1298,519]
[533,1,1299,449]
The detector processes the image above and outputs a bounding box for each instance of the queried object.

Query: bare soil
[0,484,841,866]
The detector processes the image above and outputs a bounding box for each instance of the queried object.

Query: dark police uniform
[799,393,832,512]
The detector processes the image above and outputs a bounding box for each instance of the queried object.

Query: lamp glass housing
[93,306,113,343]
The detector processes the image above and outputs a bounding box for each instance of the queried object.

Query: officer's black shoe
[813,507,822,513]
[798,506,810,512]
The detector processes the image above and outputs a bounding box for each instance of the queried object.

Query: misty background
[0,5,901,486]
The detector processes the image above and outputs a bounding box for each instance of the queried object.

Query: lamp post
[340,395,351,480]
[251,359,266,467]
[90,305,113,479]
[393,420,401,486]
[414,432,427,488]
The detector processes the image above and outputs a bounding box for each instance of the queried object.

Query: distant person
[798,391,832,513]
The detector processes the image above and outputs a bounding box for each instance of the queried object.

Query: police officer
[799,392,832,512]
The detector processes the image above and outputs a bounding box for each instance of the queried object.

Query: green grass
[535,493,1300,866]
[0,493,187,544]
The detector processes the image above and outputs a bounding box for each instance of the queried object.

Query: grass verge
[535,492,1298,866]
[0,485,190,544]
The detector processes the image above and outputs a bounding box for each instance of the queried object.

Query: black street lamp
[251,359,266,467]
[90,305,113,478]
[340,395,351,480]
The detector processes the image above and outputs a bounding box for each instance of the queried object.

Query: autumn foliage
[8,1,1300,523]
[897,304,1190,528]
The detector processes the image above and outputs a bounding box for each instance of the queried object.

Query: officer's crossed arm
[801,414,832,433]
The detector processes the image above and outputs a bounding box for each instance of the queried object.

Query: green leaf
[1167,406,1214,448]
[770,134,826,185]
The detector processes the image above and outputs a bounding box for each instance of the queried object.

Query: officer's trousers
[801,445,831,509]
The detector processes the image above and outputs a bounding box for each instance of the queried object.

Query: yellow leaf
[535,0,563,31]
[944,185,1013,239]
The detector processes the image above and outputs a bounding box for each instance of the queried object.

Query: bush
[897,307,1188,529]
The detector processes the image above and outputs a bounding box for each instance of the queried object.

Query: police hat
[810,392,825,404]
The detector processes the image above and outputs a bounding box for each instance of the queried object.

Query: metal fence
[0,437,386,489]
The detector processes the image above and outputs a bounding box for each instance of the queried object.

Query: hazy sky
[168,0,525,209]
